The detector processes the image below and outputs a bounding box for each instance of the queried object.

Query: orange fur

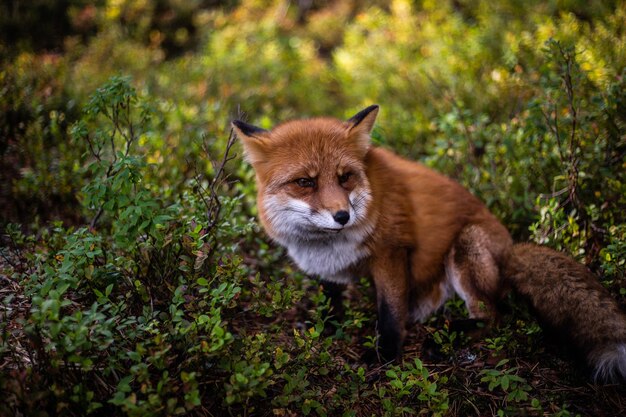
[232,106,626,382]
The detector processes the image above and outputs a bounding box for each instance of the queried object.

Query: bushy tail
[505,243,626,383]
[588,343,626,383]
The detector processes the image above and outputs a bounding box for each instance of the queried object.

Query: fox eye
[295,178,316,188]
[338,172,352,184]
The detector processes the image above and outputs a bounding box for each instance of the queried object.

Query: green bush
[2,1,626,416]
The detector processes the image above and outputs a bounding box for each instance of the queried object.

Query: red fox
[232,105,626,383]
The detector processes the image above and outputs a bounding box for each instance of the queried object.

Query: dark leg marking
[377,298,403,362]
[321,281,345,320]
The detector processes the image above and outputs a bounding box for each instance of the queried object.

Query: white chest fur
[285,233,370,283]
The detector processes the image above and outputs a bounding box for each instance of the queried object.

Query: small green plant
[382,358,449,417]
[432,325,459,357]
[600,225,626,281]
[479,359,532,404]
[484,336,507,355]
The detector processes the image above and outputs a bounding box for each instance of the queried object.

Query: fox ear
[231,120,270,165]
[346,105,379,153]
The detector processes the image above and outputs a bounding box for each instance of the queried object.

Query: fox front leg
[320,280,345,321]
[369,248,410,362]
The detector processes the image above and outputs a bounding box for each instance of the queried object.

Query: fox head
[232,105,379,246]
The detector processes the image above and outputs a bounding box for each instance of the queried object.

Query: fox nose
[333,210,350,226]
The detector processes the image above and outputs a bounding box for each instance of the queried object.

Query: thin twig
[205,129,238,229]
[192,129,238,234]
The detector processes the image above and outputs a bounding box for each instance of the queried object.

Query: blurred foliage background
[1,0,626,416]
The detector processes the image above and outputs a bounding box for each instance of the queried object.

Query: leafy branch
[540,39,582,211]
[72,76,149,229]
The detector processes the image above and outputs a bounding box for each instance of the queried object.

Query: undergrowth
[1,1,626,416]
